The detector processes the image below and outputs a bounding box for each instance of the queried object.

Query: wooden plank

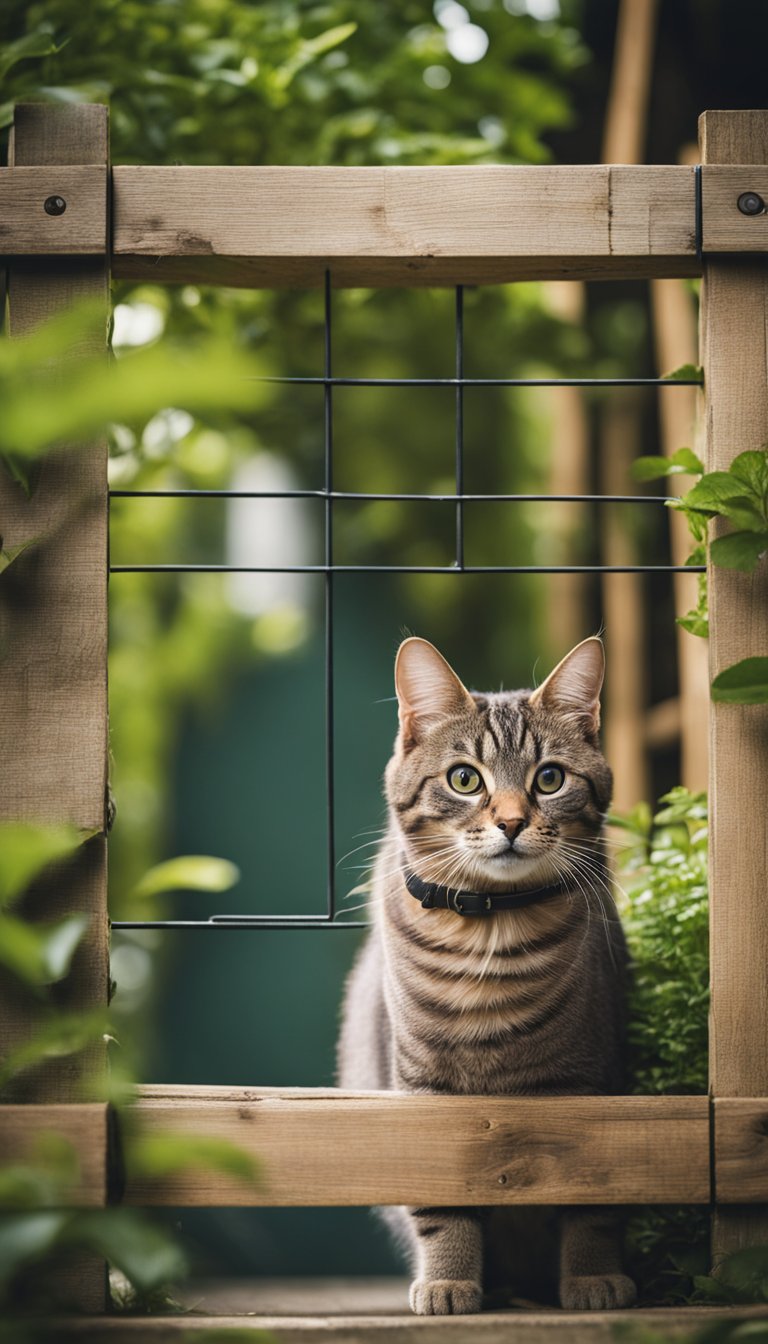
[111,163,701,287]
[702,165,768,251]
[43,1302,768,1342]
[0,165,107,253]
[597,1,657,810]
[715,1099,768,1203]
[0,102,111,1310]
[0,1104,108,1206]
[0,104,110,1093]
[126,1088,710,1207]
[652,143,710,793]
[700,110,768,1259]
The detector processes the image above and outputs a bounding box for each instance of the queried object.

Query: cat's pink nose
[496,816,526,840]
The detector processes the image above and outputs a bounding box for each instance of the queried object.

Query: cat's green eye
[448,765,483,795]
[534,764,566,795]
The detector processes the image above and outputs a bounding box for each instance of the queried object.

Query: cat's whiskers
[555,845,620,964]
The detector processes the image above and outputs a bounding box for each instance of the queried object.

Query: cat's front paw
[560,1273,636,1311]
[409,1279,483,1315]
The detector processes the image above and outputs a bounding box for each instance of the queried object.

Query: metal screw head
[737,191,765,216]
[43,195,67,216]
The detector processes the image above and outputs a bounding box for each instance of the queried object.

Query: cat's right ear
[394,638,476,751]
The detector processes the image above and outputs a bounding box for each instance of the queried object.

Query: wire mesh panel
[110,274,703,932]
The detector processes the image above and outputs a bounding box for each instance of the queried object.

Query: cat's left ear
[529,637,604,739]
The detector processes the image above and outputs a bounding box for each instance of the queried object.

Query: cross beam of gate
[3,160,768,286]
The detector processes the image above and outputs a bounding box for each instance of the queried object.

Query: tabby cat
[337,635,636,1315]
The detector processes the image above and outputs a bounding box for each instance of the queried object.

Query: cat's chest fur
[377,869,625,1097]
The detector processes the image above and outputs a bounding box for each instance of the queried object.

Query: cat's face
[385,637,612,892]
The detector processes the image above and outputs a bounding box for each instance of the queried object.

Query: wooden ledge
[126,1087,710,1206]
[42,1286,768,1343]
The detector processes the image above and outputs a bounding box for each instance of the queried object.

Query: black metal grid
[110,274,704,932]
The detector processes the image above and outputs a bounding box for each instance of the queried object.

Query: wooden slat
[715,1099,768,1203]
[702,165,768,250]
[0,101,111,1311]
[0,165,107,253]
[0,1104,108,1206]
[126,1087,710,1207]
[701,110,768,1259]
[110,163,702,287]
[44,1302,768,1342]
[0,104,110,1091]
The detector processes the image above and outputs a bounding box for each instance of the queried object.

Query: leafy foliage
[0,822,89,908]
[611,788,708,1096]
[711,656,768,705]
[125,1132,259,1184]
[633,447,768,698]
[132,856,240,901]
[0,912,89,991]
[693,1247,768,1306]
[613,790,710,1305]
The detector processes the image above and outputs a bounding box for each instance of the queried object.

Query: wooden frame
[2,104,768,1323]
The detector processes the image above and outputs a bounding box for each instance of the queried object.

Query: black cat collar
[403,864,572,917]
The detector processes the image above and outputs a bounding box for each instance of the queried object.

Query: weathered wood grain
[701,109,768,1259]
[702,165,768,251]
[0,165,107,253]
[715,1099,768,1203]
[126,1087,710,1207]
[0,102,111,1309]
[110,163,702,286]
[43,1299,768,1343]
[0,1104,108,1206]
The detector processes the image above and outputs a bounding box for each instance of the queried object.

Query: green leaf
[0,1134,80,1210]
[0,823,90,908]
[0,1010,110,1091]
[132,855,240,899]
[0,454,37,496]
[39,913,90,981]
[272,23,358,91]
[709,529,768,571]
[729,449,768,505]
[0,538,35,575]
[126,1133,259,1183]
[0,913,90,990]
[73,1209,187,1293]
[681,472,754,515]
[711,657,768,705]
[632,456,673,482]
[632,448,704,482]
[0,31,66,83]
[0,1211,69,1288]
[0,301,270,461]
[662,363,703,383]
[676,610,709,637]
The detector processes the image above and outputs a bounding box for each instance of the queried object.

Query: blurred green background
[2,0,762,1281]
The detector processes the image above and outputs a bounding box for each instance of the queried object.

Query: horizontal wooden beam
[714,1098,768,1202]
[126,1086,710,1206]
[0,165,107,253]
[3,160,767,285]
[0,1103,108,1206]
[111,163,701,287]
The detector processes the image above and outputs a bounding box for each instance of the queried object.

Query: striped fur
[337,638,636,1314]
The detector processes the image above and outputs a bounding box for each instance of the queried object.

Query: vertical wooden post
[700,109,768,1258]
[652,229,709,792]
[543,281,590,659]
[598,0,658,809]
[0,103,110,1308]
